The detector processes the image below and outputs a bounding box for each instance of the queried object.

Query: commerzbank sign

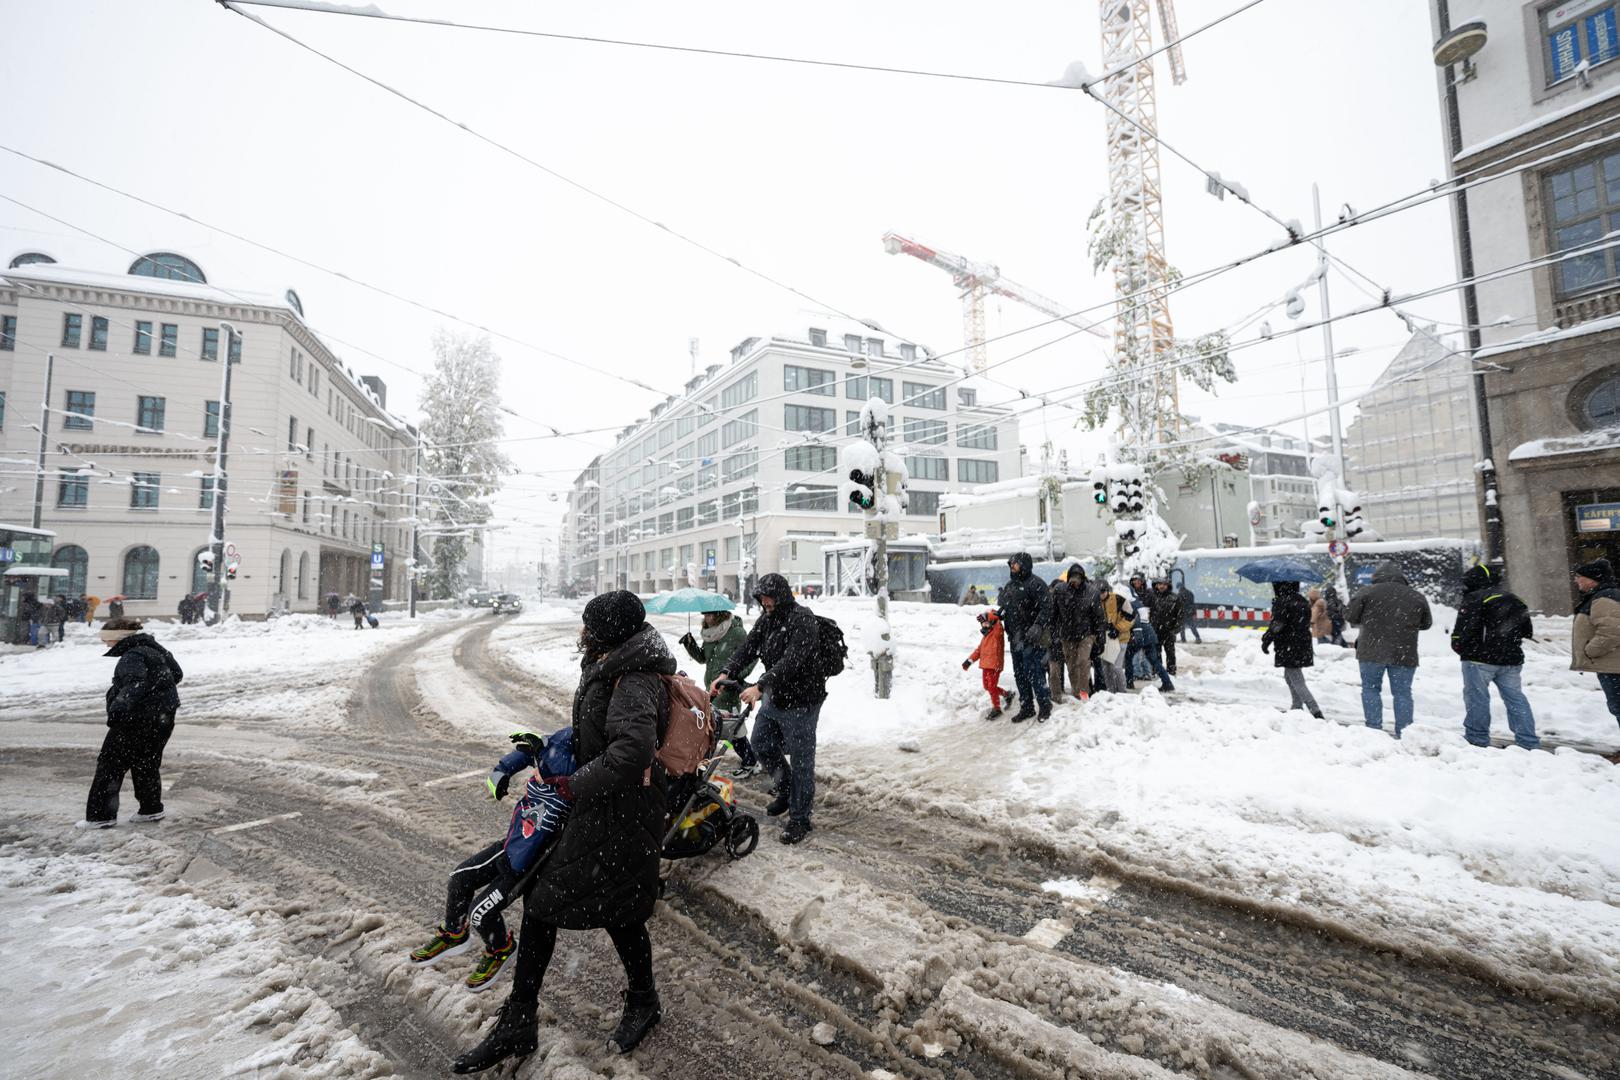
[59,443,218,459]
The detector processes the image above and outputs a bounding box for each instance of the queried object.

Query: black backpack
[813,614,847,678]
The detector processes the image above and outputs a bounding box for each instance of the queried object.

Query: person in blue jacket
[408,727,576,992]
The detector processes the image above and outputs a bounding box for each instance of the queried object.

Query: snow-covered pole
[30,351,53,530]
[206,322,236,626]
[870,408,893,700]
[409,433,422,619]
[1312,184,1347,483]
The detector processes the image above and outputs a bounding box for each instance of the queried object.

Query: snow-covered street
[4,602,1616,1078]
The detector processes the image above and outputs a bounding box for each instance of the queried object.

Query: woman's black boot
[610,988,661,1054]
[452,997,538,1074]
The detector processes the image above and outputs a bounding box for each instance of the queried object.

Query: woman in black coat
[455,590,674,1073]
[1260,581,1324,718]
[80,618,184,826]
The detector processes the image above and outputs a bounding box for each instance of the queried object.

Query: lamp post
[205,321,237,625]
[30,351,54,530]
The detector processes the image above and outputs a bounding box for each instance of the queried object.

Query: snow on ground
[1,843,391,1080]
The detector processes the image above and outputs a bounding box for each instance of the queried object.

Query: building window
[659,424,675,449]
[57,470,88,508]
[699,397,718,426]
[899,343,916,361]
[903,382,945,409]
[51,545,88,595]
[698,463,718,490]
[0,315,15,350]
[0,391,5,428]
[1540,1,1620,85]
[784,365,836,395]
[199,476,216,510]
[290,347,302,380]
[697,431,719,460]
[62,390,95,430]
[785,445,838,472]
[658,512,675,536]
[130,472,161,510]
[808,327,828,347]
[866,338,884,357]
[1582,374,1620,428]
[159,323,178,357]
[843,333,863,353]
[698,499,719,526]
[847,410,863,435]
[137,396,166,432]
[201,327,219,361]
[720,372,757,410]
[958,458,999,484]
[722,450,759,482]
[909,490,941,516]
[907,456,948,481]
[958,387,977,406]
[288,416,300,452]
[676,507,695,531]
[228,330,242,363]
[129,252,206,282]
[306,426,314,460]
[302,491,311,525]
[1545,153,1620,297]
[957,422,998,450]
[122,546,161,599]
[203,400,220,438]
[786,485,837,511]
[904,417,948,445]
[677,415,695,437]
[846,375,893,402]
[134,321,153,354]
[88,316,109,351]
[724,536,741,561]
[784,404,836,432]
[721,410,758,447]
[297,552,310,598]
[61,313,82,348]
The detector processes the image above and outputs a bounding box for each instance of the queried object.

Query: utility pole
[866,408,894,700]
[409,432,422,618]
[206,323,236,625]
[31,352,54,530]
[1312,184,1346,482]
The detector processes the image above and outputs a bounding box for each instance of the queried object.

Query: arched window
[8,251,55,269]
[1583,375,1620,430]
[285,288,305,317]
[51,544,88,596]
[128,252,206,284]
[190,548,211,595]
[123,546,161,599]
[278,549,291,595]
[297,551,310,600]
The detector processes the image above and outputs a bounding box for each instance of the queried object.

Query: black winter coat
[723,575,827,709]
[1148,589,1183,635]
[105,634,183,724]
[998,561,1050,648]
[1050,581,1105,641]
[1177,586,1196,626]
[1452,587,1533,666]
[525,623,674,930]
[1261,584,1314,668]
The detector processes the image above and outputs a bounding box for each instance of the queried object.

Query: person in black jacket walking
[714,573,827,845]
[1149,578,1183,676]
[1048,563,1103,703]
[79,619,184,827]
[997,552,1052,721]
[454,590,672,1072]
[1177,581,1201,643]
[1452,564,1538,750]
[1260,582,1323,719]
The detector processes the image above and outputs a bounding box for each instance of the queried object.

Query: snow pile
[0,849,391,1079]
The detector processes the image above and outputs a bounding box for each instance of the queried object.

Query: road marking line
[422,768,485,788]
[1023,918,1074,948]
[211,811,301,834]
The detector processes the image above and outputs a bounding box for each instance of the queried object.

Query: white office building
[565,326,1023,594]
[0,252,416,620]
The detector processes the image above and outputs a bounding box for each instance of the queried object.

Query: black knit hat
[583,590,645,648]
[1462,564,1494,591]
[1575,558,1614,582]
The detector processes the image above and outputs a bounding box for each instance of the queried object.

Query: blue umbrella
[643,588,735,615]
[1235,557,1325,585]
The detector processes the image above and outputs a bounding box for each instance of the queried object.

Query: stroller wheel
[725,814,759,860]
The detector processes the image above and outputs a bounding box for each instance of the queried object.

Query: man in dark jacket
[1177,582,1201,643]
[1261,581,1323,718]
[997,552,1052,721]
[19,590,41,646]
[80,619,184,827]
[1345,562,1432,737]
[1452,564,1538,750]
[1048,563,1103,703]
[714,573,826,844]
[1149,578,1183,675]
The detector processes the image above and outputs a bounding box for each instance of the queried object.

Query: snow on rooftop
[1508,427,1620,462]
[2,263,293,312]
[1474,311,1620,360]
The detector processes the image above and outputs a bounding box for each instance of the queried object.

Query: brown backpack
[652,673,717,777]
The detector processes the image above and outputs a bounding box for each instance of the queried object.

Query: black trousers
[510,912,654,1006]
[1161,638,1177,675]
[446,841,521,949]
[85,717,174,822]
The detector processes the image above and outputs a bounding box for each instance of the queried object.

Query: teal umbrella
[644,588,734,616]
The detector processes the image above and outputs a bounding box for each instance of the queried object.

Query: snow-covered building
[1430,1,1620,612]
[1344,332,1481,542]
[559,455,600,592]
[562,326,1022,594]
[1198,423,1317,544]
[0,253,416,620]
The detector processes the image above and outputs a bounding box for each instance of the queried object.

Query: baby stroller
[661,694,759,862]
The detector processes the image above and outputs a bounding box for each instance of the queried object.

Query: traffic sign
[371,541,385,568]
[704,548,716,570]
[1327,539,1349,558]
[224,542,238,559]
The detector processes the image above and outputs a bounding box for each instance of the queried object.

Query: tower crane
[1100,0,1188,446]
[881,231,1108,374]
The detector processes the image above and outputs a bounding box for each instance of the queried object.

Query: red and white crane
[881,231,1109,374]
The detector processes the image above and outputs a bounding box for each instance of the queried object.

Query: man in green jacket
[680,610,761,776]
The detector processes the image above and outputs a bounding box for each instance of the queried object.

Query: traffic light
[226,563,238,581]
[1126,475,1145,515]
[1090,467,1108,505]
[1318,504,1337,530]
[848,468,877,512]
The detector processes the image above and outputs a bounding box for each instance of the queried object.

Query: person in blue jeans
[1345,562,1432,737]
[997,552,1053,722]
[1124,595,1174,693]
[1451,564,1538,750]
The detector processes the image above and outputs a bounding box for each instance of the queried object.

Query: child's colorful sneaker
[409,923,472,966]
[466,933,517,992]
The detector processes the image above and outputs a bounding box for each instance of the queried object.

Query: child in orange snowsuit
[962,610,1009,717]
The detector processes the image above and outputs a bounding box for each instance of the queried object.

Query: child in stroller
[662,681,760,861]
[407,727,575,991]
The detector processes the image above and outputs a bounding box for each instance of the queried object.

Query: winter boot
[1159,679,1175,693]
[1310,709,1326,720]
[452,997,538,1074]
[129,809,166,823]
[764,791,791,817]
[985,707,1003,720]
[779,819,813,845]
[465,932,517,992]
[1037,701,1052,722]
[610,988,662,1054]
[409,922,473,966]
[1011,704,1035,723]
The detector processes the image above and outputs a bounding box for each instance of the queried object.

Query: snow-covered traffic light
[1090,467,1108,506]
[848,468,877,512]
[1318,505,1337,530]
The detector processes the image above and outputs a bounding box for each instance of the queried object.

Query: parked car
[491,592,524,615]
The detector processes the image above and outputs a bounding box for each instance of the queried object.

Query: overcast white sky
[0,0,1462,573]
